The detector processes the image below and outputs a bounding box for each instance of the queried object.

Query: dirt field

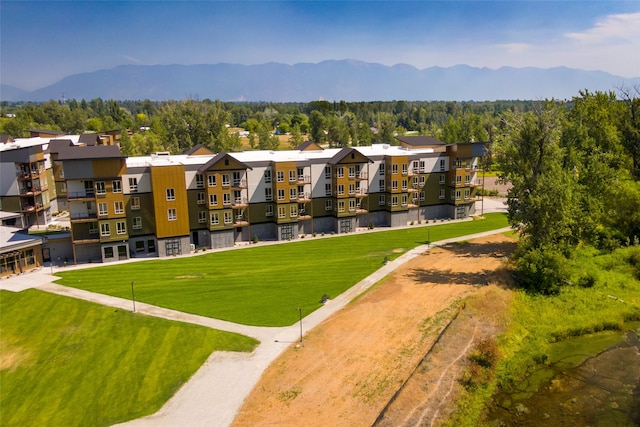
[232,234,517,427]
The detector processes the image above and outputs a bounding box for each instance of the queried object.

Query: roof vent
[382,144,390,149]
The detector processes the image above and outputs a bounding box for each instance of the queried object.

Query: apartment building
[1,133,484,264]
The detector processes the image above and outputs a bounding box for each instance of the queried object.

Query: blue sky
[2,1,639,90]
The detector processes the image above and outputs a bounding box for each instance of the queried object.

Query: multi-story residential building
[1,132,485,263]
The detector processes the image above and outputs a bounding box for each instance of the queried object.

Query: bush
[514,246,568,295]
[252,235,259,244]
[577,273,596,288]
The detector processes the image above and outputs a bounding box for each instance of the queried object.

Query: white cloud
[565,12,640,44]
[124,55,143,64]
[494,43,532,55]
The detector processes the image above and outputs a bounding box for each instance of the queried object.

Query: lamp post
[296,307,302,342]
[426,228,431,249]
[131,280,136,313]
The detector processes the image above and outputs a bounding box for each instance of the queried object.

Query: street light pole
[296,307,302,342]
[131,280,136,313]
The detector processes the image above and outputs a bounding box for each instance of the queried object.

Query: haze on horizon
[1,0,639,91]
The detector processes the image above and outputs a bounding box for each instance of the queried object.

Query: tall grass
[56,213,508,326]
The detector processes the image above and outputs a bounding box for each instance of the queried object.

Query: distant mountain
[1,84,31,102]
[3,60,639,102]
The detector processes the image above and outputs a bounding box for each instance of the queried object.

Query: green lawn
[0,290,258,427]
[56,213,508,326]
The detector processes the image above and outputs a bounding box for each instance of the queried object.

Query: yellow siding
[151,165,190,238]
[92,158,126,178]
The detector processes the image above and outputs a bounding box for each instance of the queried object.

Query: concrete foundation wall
[251,222,277,242]
[211,230,235,249]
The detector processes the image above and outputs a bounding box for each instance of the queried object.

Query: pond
[485,325,640,426]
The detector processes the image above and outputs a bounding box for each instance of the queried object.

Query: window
[324,166,331,179]
[456,190,461,200]
[401,195,408,207]
[379,194,386,205]
[349,184,355,195]
[198,211,207,223]
[131,196,140,210]
[60,182,67,194]
[465,175,470,184]
[290,188,297,200]
[349,199,356,212]
[379,180,385,192]
[224,211,232,224]
[392,180,398,191]
[338,184,344,195]
[325,200,332,211]
[420,191,425,201]
[337,167,344,178]
[392,196,398,207]
[196,174,204,188]
[265,205,273,217]
[148,239,156,253]
[412,161,419,173]
[297,167,305,181]
[379,163,385,176]
[392,164,398,174]
[104,247,114,258]
[222,174,230,187]
[223,193,231,206]
[278,189,285,200]
[100,223,110,237]
[166,188,175,201]
[96,181,106,195]
[112,180,122,193]
[264,169,272,183]
[440,174,446,184]
[98,202,108,216]
[208,174,217,187]
[290,205,298,217]
[265,188,273,201]
[89,222,98,234]
[197,192,205,204]
[456,160,462,169]
[420,161,426,173]
[439,189,445,199]
[465,160,471,170]
[348,166,355,178]
[168,208,177,221]
[401,180,407,191]
[440,159,446,171]
[59,169,65,179]
[338,201,345,212]
[116,221,126,234]
[210,212,219,225]
[456,175,462,184]
[289,170,296,183]
[129,177,138,192]
[277,171,284,182]
[402,164,408,175]
[298,203,306,214]
[464,189,470,199]
[278,206,286,218]
[451,190,455,200]
[135,241,145,252]
[420,176,426,186]
[133,216,142,229]
[114,201,124,214]
[325,183,332,197]
[165,239,181,256]
[209,194,218,206]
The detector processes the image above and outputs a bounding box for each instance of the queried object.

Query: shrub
[577,273,596,288]
[514,246,568,295]
[369,223,375,229]
[252,235,259,244]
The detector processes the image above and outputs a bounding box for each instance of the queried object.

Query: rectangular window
[100,223,110,237]
[208,174,217,187]
[324,166,331,179]
[104,247,114,258]
[277,171,284,182]
[264,169,272,183]
[349,199,356,212]
[440,174,445,184]
[440,159,446,171]
[348,184,355,195]
[465,175,470,184]
[224,211,232,224]
[451,190,455,200]
[265,205,273,217]
[89,222,98,234]
[198,211,207,223]
[325,200,332,211]
[130,196,140,211]
[289,170,296,183]
[401,180,407,191]
[133,216,142,229]
[166,188,175,201]
[379,163,385,176]
[456,175,462,184]
[464,189,470,199]
[420,161,426,173]
[98,202,108,216]
[338,184,344,195]
[278,206,286,218]
[197,192,205,204]
[210,212,219,225]
[222,174,230,187]
[223,193,231,206]
[338,201,345,212]
[135,241,145,252]
[439,189,445,199]
[402,164,408,175]
[337,167,344,178]
[60,182,67,193]
[278,189,285,200]
[265,188,273,201]
[379,179,385,192]
[325,183,332,196]
[420,191,425,201]
[456,160,463,169]
[196,174,204,188]
[289,188,297,200]
[402,195,408,207]
[168,208,177,221]
[456,190,461,200]
[392,196,398,207]
[290,205,298,217]
[129,177,138,192]
[114,201,124,214]
[392,164,398,174]
[148,239,156,253]
[59,169,65,178]
[348,166,355,178]
[116,221,126,234]
[379,194,386,205]
[209,194,218,206]
[392,180,398,191]
[420,176,426,186]
[96,181,106,195]
[465,160,471,170]
[112,180,122,193]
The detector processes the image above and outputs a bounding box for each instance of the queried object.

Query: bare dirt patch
[232,234,517,427]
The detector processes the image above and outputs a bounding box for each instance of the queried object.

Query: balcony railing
[68,191,95,200]
[297,175,311,184]
[232,197,248,207]
[232,179,247,188]
[70,212,98,221]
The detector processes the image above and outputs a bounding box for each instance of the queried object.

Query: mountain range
[2,60,639,102]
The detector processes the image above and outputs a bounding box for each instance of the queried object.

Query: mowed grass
[56,213,508,326]
[0,289,258,427]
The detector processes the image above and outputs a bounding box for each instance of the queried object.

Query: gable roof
[296,140,323,151]
[78,133,100,146]
[56,144,124,160]
[47,139,75,154]
[198,152,252,172]
[328,147,373,165]
[185,144,214,156]
[395,136,447,148]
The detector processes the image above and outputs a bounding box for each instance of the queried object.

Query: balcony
[232,179,247,189]
[19,185,48,196]
[233,215,249,227]
[68,191,95,200]
[70,212,98,222]
[297,192,311,202]
[232,197,248,208]
[357,171,368,180]
[297,175,311,184]
[21,203,43,213]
